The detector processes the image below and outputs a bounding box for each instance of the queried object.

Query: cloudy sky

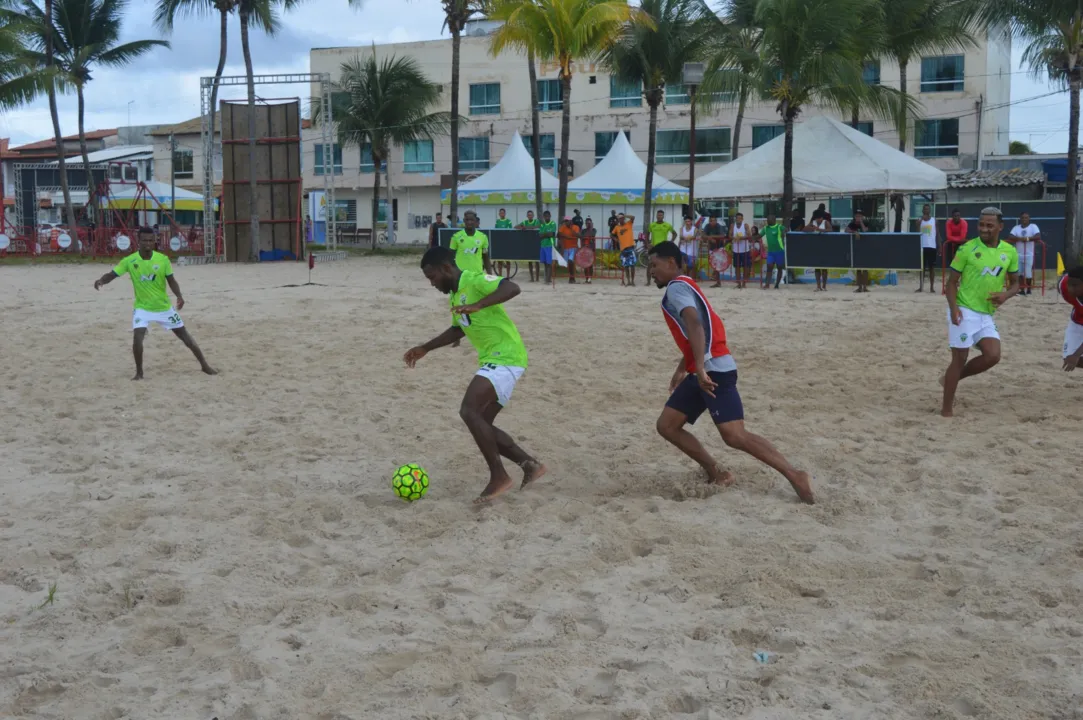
[0,0,1073,154]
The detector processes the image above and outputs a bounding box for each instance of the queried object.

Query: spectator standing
[918,204,938,294]
[518,210,541,282]
[558,216,581,283]
[581,218,597,284]
[572,209,584,230]
[607,210,619,250]
[702,215,725,287]
[730,212,753,289]
[1009,212,1041,295]
[944,208,968,268]
[847,210,870,293]
[762,211,785,289]
[678,216,699,276]
[428,213,447,249]
[614,212,637,286]
[539,210,558,284]
[494,208,514,277]
[805,213,832,291]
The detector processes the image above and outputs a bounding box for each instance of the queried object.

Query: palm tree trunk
[44,0,75,244]
[688,88,697,215]
[239,9,260,262]
[643,94,659,236]
[894,60,907,234]
[385,148,394,245]
[782,109,794,222]
[372,156,382,250]
[449,25,461,227]
[732,87,747,160]
[77,84,94,225]
[557,69,572,219]
[209,8,228,193]
[528,50,542,218]
[850,105,859,129]
[1067,69,1081,262]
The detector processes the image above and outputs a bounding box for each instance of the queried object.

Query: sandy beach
[1,256,1080,719]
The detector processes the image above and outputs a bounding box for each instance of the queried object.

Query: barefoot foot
[788,471,815,504]
[132,372,144,381]
[474,475,514,504]
[707,465,735,487]
[520,460,548,489]
[202,366,218,376]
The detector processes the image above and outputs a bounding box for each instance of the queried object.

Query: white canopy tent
[568,131,687,203]
[696,116,947,199]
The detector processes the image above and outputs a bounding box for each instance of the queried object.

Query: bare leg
[460,376,516,502]
[656,408,734,486]
[940,339,1001,416]
[172,327,217,375]
[717,420,814,504]
[775,265,783,288]
[480,402,546,489]
[132,328,146,380]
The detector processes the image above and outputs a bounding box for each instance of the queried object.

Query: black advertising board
[785,232,923,270]
[437,227,541,262]
[784,232,851,269]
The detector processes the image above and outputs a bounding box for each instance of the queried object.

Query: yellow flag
[1057,252,1065,276]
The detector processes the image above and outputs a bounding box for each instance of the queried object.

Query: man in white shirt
[1009,212,1041,296]
[918,204,938,293]
[729,213,752,289]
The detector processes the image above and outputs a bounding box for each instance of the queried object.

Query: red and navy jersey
[661,275,732,373]
[1060,274,1083,325]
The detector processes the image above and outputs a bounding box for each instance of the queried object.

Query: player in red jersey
[648,241,815,504]
[1059,266,1083,371]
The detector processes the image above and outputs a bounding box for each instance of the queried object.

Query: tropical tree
[489,0,647,220]
[603,0,709,231]
[0,10,54,111]
[753,0,913,223]
[315,49,456,249]
[701,0,761,162]
[526,47,543,219]
[442,0,483,228]
[1009,139,1035,155]
[13,0,169,218]
[977,0,1082,260]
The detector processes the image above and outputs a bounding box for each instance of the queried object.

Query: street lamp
[682,62,705,218]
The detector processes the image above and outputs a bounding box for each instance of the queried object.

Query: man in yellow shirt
[93,233,216,380]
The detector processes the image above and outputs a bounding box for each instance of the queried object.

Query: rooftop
[55,145,154,165]
[947,169,1046,189]
[9,129,118,152]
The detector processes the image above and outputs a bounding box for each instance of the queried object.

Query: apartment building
[148,114,222,197]
[307,20,1011,243]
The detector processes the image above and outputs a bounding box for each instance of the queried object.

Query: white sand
[1,257,1080,719]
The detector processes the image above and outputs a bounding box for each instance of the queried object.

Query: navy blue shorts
[733,251,752,268]
[665,370,744,425]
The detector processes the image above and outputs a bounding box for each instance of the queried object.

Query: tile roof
[10,128,117,151]
[947,169,1046,188]
[148,114,217,136]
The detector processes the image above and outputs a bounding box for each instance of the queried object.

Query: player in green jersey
[494,208,514,277]
[405,246,546,502]
[645,210,676,286]
[93,233,216,380]
[761,211,786,289]
[448,210,492,275]
[941,206,1020,417]
[518,210,542,282]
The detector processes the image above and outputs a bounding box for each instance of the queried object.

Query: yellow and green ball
[392,463,429,501]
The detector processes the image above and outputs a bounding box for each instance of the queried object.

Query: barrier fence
[0,224,223,259]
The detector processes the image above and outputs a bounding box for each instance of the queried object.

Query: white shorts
[476,364,525,407]
[947,306,1000,349]
[133,307,184,331]
[1064,321,1083,358]
[1014,242,1035,277]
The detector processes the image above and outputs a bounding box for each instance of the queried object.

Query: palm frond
[95,38,169,66]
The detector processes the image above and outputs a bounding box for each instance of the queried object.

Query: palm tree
[977,0,1082,261]
[441,0,482,231]
[315,49,456,249]
[0,10,54,110]
[603,0,709,232]
[754,0,910,222]
[21,0,168,218]
[490,0,646,220]
[526,48,543,219]
[702,0,761,161]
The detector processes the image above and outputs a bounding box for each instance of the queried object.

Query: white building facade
[306,21,1011,244]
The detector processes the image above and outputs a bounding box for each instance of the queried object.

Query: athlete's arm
[455,279,520,315]
[945,269,963,324]
[482,252,493,274]
[990,271,1020,307]
[404,326,466,367]
[166,274,185,311]
[93,271,118,290]
[669,357,687,393]
[679,307,717,398]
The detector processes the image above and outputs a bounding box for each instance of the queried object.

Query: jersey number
[167,313,181,324]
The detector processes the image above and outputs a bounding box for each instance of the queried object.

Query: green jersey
[112,251,174,312]
[495,218,513,228]
[449,230,489,274]
[452,271,528,369]
[539,220,557,248]
[649,221,674,246]
[763,223,784,252]
[950,238,1019,316]
[521,218,540,228]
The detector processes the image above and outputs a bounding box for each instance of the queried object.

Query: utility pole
[169,133,177,225]
[682,63,705,218]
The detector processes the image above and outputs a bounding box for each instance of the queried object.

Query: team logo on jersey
[974,252,981,259]
[1000,254,1008,262]
[140,274,157,282]
[980,266,1005,277]
[960,333,968,342]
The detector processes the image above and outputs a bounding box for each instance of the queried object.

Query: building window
[521,133,557,172]
[594,130,631,163]
[609,77,642,108]
[124,165,138,182]
[537,79,562,111]
[459,137,490,171]
[469,83,501,115]
[173,149,193,179]
[108,165,121,181]
[361,143,375,173]
[914,118,959,157]
[656,127,731,164]
[665,83,691,105]
[855,121,873,137]
[403,139,434,173]
[751,125,784,149]
[920,55,964,92]
[753,200,785,218]
[862,60,880,85]
[314,143,343,175]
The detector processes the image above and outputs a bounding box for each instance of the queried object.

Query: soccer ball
[392,463,429,501]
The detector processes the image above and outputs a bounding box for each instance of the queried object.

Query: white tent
[696,115,947,199]
[568,131,687,204]
[441,130,558,205]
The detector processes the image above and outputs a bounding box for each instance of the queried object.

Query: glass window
[594,130,632,163]
[855,121,873,137]
[108,165,121,181]
[609,77,642,108]
[521,133,557,172]
[537,79,563,111]
[314,143,343,176]
[829,197,852,221]
[173,149,193,179]
[753,200,785,218]
[909,194,935,218]
[469,83,500,115]
[361,143,375,173]
[914,118,959,157]
[403,139,434,173]
[920,55,964,92]
[459,137,490,171]
[123,165,138,182]
[665,83,691,105]
[656,127,731,164]
[751,125,784,149]
[862,60,880,85]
